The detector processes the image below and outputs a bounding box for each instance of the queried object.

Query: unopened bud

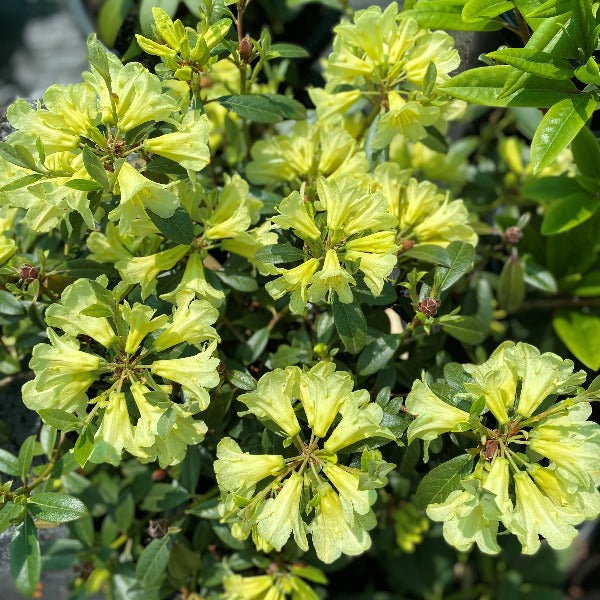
[151,468,167,482]
[239,34,253,63]
[313,343,329,358]
[417,298,440,318]
[399,240,415,253]
[147,518,169,539]
[504,226,523,245]
[20,264,39,283]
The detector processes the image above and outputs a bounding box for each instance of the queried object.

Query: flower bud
[417,297,440,318]
[504,226,523,244]
[239,34,253,63]
[20,264,39,283]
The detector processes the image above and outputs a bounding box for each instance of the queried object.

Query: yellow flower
[265,259,320,315]
[405,380,470,444]
[308,249,355,304]
[143,111,210,171]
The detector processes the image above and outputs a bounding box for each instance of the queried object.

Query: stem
[514,9,531,45]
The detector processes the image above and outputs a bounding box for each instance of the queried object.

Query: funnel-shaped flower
[143,111,210,171]
[214,438,285,493]
[121,302,168,354]
[405,380,470,444]
[151,340,220,409]
[265,259,320,315]
[238,368,301,438]
[256,471,309,552]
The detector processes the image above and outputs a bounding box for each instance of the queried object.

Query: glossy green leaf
[357,334,401,376]
[404,1,503,30]
[28,493,87,523]
[0,173,44,191]
[463,0,515,21]
[63,179,104,192]
[136,535,173,586]
[10,514,41,597]
[0,448,19,476]
[38,409,83,432]
[553,310,600,370]
[414,455,474,509]
[332,298,368,354]
[439,315,485,344]
[17,435,36,482]
[147,206,194,245]
[573,271,600,296]
[497,255,525,313]
[98,0,132,47]
[403,244,451,266]
[73,426,95,467]
[541,194,599,235]
[442,66,576,108]
[531,94,597,173]
[217,94,306,123]
[571,126,600,178]
[254,244,305,264]
[268,43,309,58]
[0,503,24,534]
[82,145,110,191]
[436,242,476,292]
[487,48,573,80]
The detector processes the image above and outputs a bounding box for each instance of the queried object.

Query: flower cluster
[23,278,220,467]
[310,2,461,147]
[135,7,231,89]
[372,162,478,247]
[0,42,210,233]
[214,362,395,563]
[406,342,599,554]
[86,174,265,305]
[264,176,399,312]
[246,120,368,188]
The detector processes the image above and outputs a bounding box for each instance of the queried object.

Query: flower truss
[406,341,600,554]
[22,278,220,467]
[264,176,399,312]
[214,362,396,564]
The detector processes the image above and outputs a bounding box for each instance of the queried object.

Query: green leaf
[522,256,558,293]
[531,94,598,173]
[553,310,600,370]
[0,290,25,316]
[0,173,44,191]
[487,48,573,80]
[357,334,401,376]
[240,327,270,364]
[10,514,41,597]
[254,244,305,264]
[82,145,110,190]
[0,503,24,534]
[217,94,306,123]
[463,0,514,22]
[541,194,600,235]
[86,34,112,85]
[332,298,368,354]
[98,0,132,47]
[522,176,585,202]
[139,0,179,37]
[524,0,572,18]
[226,369,256,390]
[214,269,258,292]
[0,141,38,170]
[268,43,309,58]
[63,179,104,192]
[136,535,172,586]
[141,483,189,511]
[439,315,485,344]
[28,493,87,523]
[497,255,525,313]
[38,409,83,432]
[442,66,577,108]
[414,454,474,509]
[0,448,19,476]
[73,426,95,467]
[436,242,475,292]
[80,303,114,318]
[147,206,194,245]
[404,1,503,30]
[571,126,600,178]
[573,271,600,296]
[60,259,117,279]
[403,244,451,266]
[18,435,36,482]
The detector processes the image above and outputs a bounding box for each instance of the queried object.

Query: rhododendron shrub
[1,1,599,598]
